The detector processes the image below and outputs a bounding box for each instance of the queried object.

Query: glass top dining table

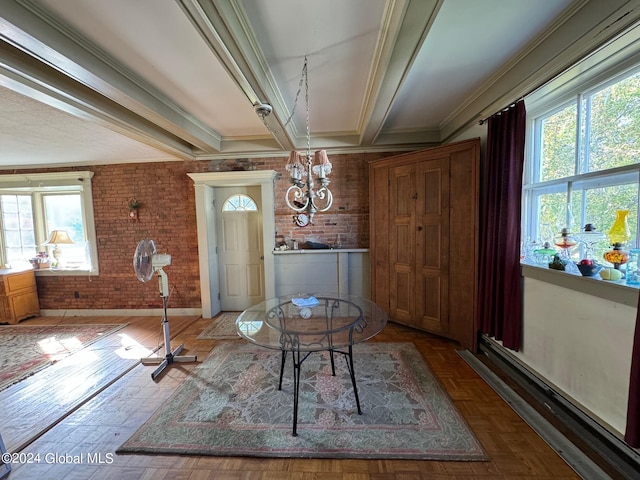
[236,293,388,352]
[235,293,388,435]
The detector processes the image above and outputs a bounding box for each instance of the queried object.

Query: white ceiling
[0,0,639,168]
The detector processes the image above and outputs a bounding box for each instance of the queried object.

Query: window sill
[521,263,638,307]
[33,267,98,277]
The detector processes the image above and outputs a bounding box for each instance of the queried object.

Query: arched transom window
[222,194,258,211]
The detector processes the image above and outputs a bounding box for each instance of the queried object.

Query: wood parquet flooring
[0,315,585,479]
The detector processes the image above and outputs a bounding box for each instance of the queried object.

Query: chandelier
[283,56,333,227]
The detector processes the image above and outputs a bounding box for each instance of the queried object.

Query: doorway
[187,170,277,318]
[215,186,264,310]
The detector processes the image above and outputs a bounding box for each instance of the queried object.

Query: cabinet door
[389,164,416,321]
[11,290,39,322]
[369,138,479,350]
[415,157,449,334]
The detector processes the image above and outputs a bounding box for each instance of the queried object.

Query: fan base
[141,344,197,380]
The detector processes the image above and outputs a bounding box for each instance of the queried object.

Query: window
[222,194,258,211]
[524,65,640,265]
[0,172,98,274]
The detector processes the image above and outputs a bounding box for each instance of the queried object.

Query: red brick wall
[33,162,201,310]
[7,150,397,310]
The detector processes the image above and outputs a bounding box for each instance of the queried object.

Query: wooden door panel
[391,269,412,320]
[418,275,442,330]
[393,224,412,265]
[389,164,415,319]
[422,224,441,268]
[416,158,449,335]
[422,169,442,215]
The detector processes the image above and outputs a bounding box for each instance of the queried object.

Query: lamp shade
[44,230,74,245]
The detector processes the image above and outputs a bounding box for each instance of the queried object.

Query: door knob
[417,226,423,231]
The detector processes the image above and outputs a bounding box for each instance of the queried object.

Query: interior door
[215,186,264,310]
[389,164,416,321]
[415,157,449,334]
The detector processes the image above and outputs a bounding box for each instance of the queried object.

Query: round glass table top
[236,293,388,352]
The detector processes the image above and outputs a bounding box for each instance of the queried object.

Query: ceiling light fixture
[283,56,333,227]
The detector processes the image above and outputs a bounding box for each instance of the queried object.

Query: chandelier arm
[285,185,311,212]
[312,187,333,213]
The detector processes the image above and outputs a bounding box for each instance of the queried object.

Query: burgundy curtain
[477,100,526,351]
[625,293,640,447]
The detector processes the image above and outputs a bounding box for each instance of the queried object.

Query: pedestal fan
[133,239,197,380]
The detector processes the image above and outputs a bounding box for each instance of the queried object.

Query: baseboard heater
[479,335,640,480]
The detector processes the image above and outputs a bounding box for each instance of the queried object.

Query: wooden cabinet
[0,267,40,324]
[369,138,479,350]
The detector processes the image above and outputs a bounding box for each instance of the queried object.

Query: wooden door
[369,138,479,351]
[216,186,264,311]
[415,158,449,334]
[389,164,416,321]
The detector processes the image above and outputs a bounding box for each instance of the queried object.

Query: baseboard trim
[39,308,202,317]
[478,335,640,480]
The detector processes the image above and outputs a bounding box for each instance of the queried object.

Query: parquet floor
[0,314,589,479]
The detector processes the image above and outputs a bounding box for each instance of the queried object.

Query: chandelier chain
[282,56,308,130]
[281,55,333,226]
[260,57,307,140]
[304,57,311,160]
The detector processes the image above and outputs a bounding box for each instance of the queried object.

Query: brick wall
[33,162,201,310]
[8,150,396,310]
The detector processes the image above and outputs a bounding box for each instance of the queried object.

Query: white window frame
[0,171,99,275]
[523,24,640,254]
[222,194,258,212]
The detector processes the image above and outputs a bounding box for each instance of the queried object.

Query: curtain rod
[478,97,525,125]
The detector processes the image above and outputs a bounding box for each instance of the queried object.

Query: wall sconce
[128,199,140,220]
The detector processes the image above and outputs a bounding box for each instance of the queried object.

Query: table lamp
[44,230,74,267]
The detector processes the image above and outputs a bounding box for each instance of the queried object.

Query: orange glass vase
[603,244,629,269]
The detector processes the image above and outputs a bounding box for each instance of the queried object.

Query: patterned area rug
[197,313,241,339]
[0,323,127,391]
[118,341,487,460]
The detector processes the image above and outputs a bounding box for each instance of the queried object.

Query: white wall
[511,277,636,436]
[273,250,369,298]
[448,117,636,438]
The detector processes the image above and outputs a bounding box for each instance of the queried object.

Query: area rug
[197,312,241,339]
[117,341,487,460]
[0,323,127,391]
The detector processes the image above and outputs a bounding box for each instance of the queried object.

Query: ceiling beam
[358,0,442,146]
[0,0,223,154]
[175,0,296,151]
[0,40,197,160]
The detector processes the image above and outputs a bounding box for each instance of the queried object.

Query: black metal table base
[279,345,362,436]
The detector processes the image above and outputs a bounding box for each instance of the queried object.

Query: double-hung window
[0,171,98,274]
[523,39,640,264]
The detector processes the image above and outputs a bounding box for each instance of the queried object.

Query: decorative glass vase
[603,242,629,271]
[608,209,631,245]
[626,249,640,285]
[553,227,577,260]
